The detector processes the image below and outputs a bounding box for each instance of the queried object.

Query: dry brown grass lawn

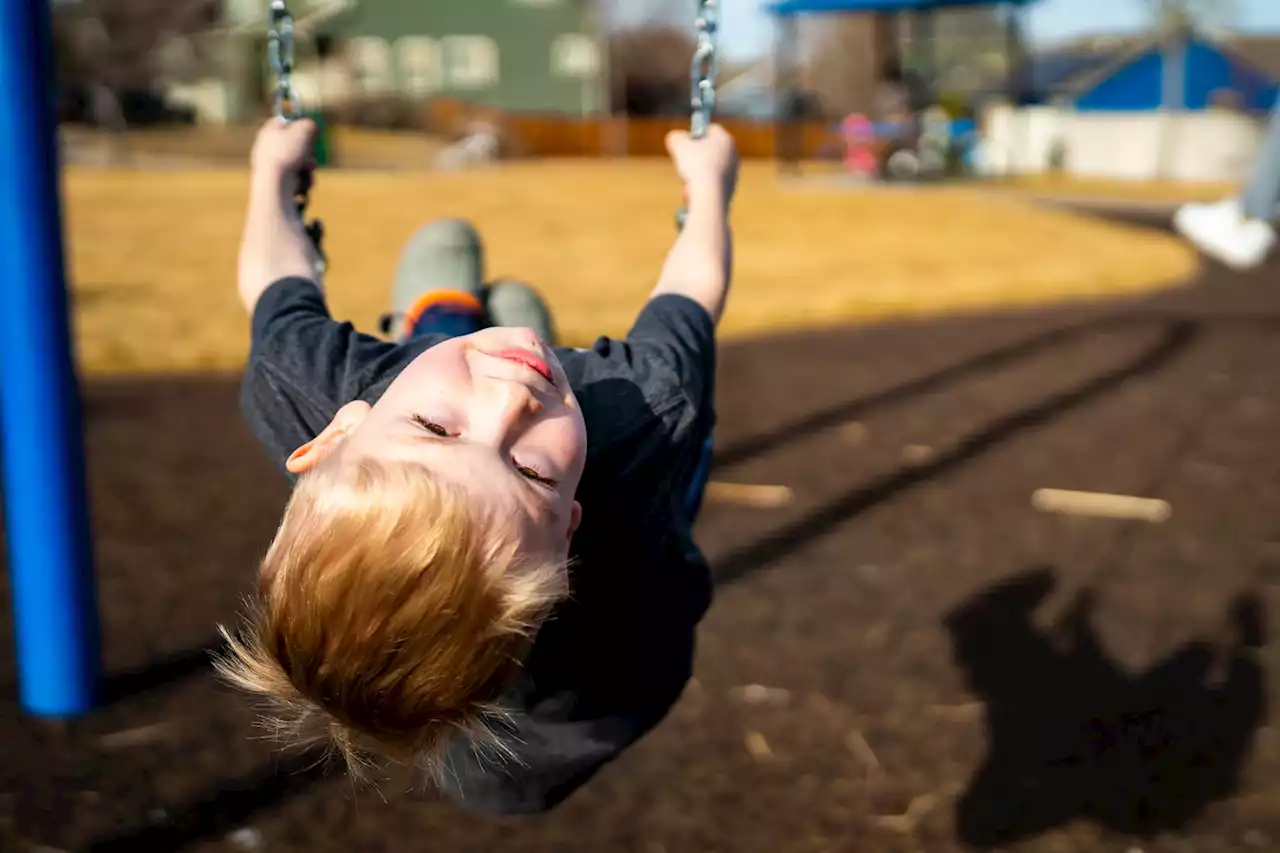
[999,174,1238,203]
[64,159,1199,375]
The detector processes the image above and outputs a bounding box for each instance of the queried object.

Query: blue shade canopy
[766,0,1039,15]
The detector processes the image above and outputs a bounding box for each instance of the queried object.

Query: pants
[405,284,543,340]
[392,218,558,343]
[397,219,713,524]
[1240,98,1280,222]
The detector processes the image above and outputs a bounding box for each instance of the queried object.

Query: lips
[488,348,554,385]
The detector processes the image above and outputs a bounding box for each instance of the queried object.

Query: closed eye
[411,414,452,437]
[515,460,557,488]
[412,415,555,487]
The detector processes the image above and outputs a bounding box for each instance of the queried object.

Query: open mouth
[487,348,555,385]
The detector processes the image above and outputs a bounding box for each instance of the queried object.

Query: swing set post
[0,0,101,717]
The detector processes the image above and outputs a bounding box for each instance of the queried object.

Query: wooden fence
[423,100,836,160]
[503,115,835,159]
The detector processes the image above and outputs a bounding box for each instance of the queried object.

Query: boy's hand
[251,117,317,186]
[666,124,739,205]
[240,118,325,312]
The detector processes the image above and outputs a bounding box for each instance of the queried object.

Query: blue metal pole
[0,0,100,716]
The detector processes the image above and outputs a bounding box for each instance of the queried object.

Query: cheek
[529,412,588,470]
[557,408,588,457]
[394,348,470,396]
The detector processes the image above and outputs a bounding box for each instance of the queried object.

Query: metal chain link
[677,0,719,231]
[689,0,719,141]
[267,1,302,121]
[267,0,326,271]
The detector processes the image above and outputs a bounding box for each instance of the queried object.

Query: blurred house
[981,32,1280,182]
[166,0,607,124]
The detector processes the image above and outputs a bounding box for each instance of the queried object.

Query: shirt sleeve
[624,294,717,412]
[240,277,406,472]
[438,631,696,815]
[436,540,703,816]
[437,710,661,815]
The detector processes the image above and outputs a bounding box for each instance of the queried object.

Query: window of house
[551,34,599,78]
[348,36,394,93]
[443,36,499,89]
[397,36,443,96]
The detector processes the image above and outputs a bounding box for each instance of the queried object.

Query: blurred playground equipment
[768,0,1036,180]
[836,106,985,182]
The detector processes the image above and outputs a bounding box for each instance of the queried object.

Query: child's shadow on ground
[944,567,1268,848]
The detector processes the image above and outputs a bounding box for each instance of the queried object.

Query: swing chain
[267,0,326,272]
[267,0,301,121]
[677,0,720,230]
[689,0,719,141]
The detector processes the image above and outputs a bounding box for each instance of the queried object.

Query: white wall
[979,104,1066,175]
[1063,111,1260,183]
[980,103,1265,183]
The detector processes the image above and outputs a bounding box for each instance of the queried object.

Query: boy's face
[290,327,587,557]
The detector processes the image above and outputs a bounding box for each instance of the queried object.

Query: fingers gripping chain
[267,1,326,271]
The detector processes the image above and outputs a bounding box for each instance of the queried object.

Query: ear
[566,500,583,542]
[286,401,371,474]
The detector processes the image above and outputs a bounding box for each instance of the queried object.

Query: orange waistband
[403,290,485,328]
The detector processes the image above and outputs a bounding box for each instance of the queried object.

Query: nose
[474,377,542,444]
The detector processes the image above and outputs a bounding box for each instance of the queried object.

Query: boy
[217,117,738,815]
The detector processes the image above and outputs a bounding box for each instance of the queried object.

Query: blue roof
[766,0,1038,15]
[1072,36,1279,112]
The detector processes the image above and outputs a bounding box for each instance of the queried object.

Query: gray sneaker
[379,218,486,337]
[484,278,559,346]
